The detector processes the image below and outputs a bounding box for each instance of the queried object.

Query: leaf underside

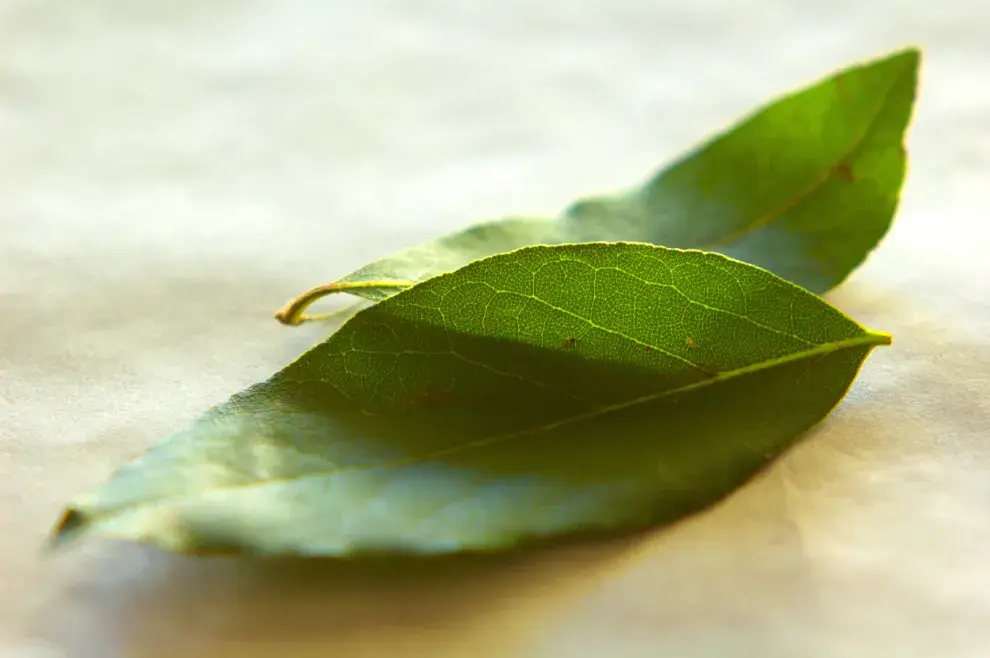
[329,47,918,304]
[53,244,890,557]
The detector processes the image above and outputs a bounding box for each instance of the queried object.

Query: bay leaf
[54,244,890,556]
[276,47,918,324]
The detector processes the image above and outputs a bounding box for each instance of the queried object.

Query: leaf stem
[274,280,415,326]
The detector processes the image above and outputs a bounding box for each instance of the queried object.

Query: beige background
[3,1,989,656]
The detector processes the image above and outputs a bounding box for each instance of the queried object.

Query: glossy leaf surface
[54,244,890,556]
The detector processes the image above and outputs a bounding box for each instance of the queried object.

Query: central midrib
[70,330,890,528]
[692,71,903,253]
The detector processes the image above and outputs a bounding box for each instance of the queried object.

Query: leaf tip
[869,330,893,347]
[880,46,922,92]
[45,506,89,554]
[863,45,920,74]
[900,45,922,64]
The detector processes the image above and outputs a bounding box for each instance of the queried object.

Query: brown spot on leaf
[832,162,857,182]
[563,337,578,347]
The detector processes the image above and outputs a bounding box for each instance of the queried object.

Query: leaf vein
[75,332,885,525]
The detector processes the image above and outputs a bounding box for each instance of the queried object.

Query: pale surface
[2,1,988,656]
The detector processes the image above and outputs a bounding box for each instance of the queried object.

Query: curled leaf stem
[274,280,414,326]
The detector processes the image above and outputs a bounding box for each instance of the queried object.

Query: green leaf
[565,47,919,293]
[279,47,918,322]
[53,243,891,557]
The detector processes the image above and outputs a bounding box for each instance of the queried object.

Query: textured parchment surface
[2,2,989,657]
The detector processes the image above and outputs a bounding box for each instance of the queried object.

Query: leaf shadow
[32,529,655,658]
[29,375,908,657]
[21,267,938,658]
